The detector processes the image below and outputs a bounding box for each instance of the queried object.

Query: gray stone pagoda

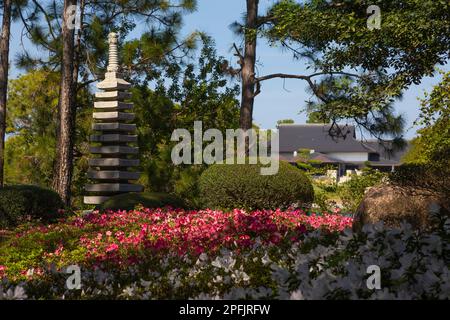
[84,32,143,205]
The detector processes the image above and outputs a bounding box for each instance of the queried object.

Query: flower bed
[0,208,448,300]
[0,208,352,281]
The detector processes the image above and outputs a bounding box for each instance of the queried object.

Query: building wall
[325,152,369,162]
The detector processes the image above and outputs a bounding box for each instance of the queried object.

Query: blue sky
[8,0,448,139]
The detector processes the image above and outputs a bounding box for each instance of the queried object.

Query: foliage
[199,160,314,211]
[100,192,186,212]
[313,188,332,213]
[5,70,59,186]
[0,185,63,229]
[301,76,406,143]
[4,69,92,206]
[306,110,330,124]
[134,37,240,207]
[18,0,198,85]
[338,169,386,213]
[389,164,450,211]
[403,71,450,165]
[266,0,449,140]
[294,149,337,177]
[0,211,448,300]
[277,119,294,125]
[399,71,450,206]
[269,0,449,87]
[296,161,336,177]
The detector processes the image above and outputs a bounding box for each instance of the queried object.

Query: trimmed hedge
[99,192,186,211]
[0,185,64,229]
[199,160,314,210]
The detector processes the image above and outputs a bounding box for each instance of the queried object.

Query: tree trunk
[53,0,77,206]
[0,0,12,187]
[239,0,258,131]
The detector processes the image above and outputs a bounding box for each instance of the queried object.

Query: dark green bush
[390,163,450,196]
[389,163,450,214]
[100,192,186,211]
[199,160,314,210]
[0,185,64,229]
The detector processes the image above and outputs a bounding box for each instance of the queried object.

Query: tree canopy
[263,0,449,141]
[403,71,450,165]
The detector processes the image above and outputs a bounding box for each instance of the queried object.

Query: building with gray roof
[278,124,410,177]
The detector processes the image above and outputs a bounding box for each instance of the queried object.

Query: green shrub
[0,185,64,229]
[389,163,450,214]
[199,160,314,210]
[99,192,186,211]
[390,163,450,196]
[313,189,331,212]
[338,169,386,213]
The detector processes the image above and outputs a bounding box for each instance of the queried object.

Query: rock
[353,184,448,231]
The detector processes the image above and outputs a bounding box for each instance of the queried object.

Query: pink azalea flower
[106,243,119,253]
[58,207,353,266]
[0,265,6,278]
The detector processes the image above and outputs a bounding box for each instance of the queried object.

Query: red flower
[64,207,352,266]
[0,265,6,278]
[106,243,119,253]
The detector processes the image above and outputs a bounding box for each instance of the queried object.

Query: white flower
[261,253,271,265]
[140,279,152,288]
[290,290,305,300]
[0,286,27,300]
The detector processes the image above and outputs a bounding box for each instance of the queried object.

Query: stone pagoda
[84,32,143,205]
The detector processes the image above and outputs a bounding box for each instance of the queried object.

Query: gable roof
[278,124,377,153]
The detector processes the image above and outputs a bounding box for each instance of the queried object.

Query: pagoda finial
[97,31,130,88]
[107,32,119,73]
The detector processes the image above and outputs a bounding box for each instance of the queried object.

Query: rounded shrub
[199,159,314,210]
[100,192,186,211]
[0,185,64,229]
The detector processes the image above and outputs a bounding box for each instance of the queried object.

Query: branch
[256,73,309,82]
[256,71,360,83]
[255,71,362,101]
[31,0,57,41]
[232,43,244,65]
[18,6,55,52]
[256,15,275,28]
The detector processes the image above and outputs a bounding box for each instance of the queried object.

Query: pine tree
[52,0,77,205]
[0,0,12,187]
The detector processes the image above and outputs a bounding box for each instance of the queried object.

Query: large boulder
[353,184,448,231]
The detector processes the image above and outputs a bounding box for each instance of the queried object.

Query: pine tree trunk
[0,0,11,187]
[239,0,258,131]
[53,0,77,206]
